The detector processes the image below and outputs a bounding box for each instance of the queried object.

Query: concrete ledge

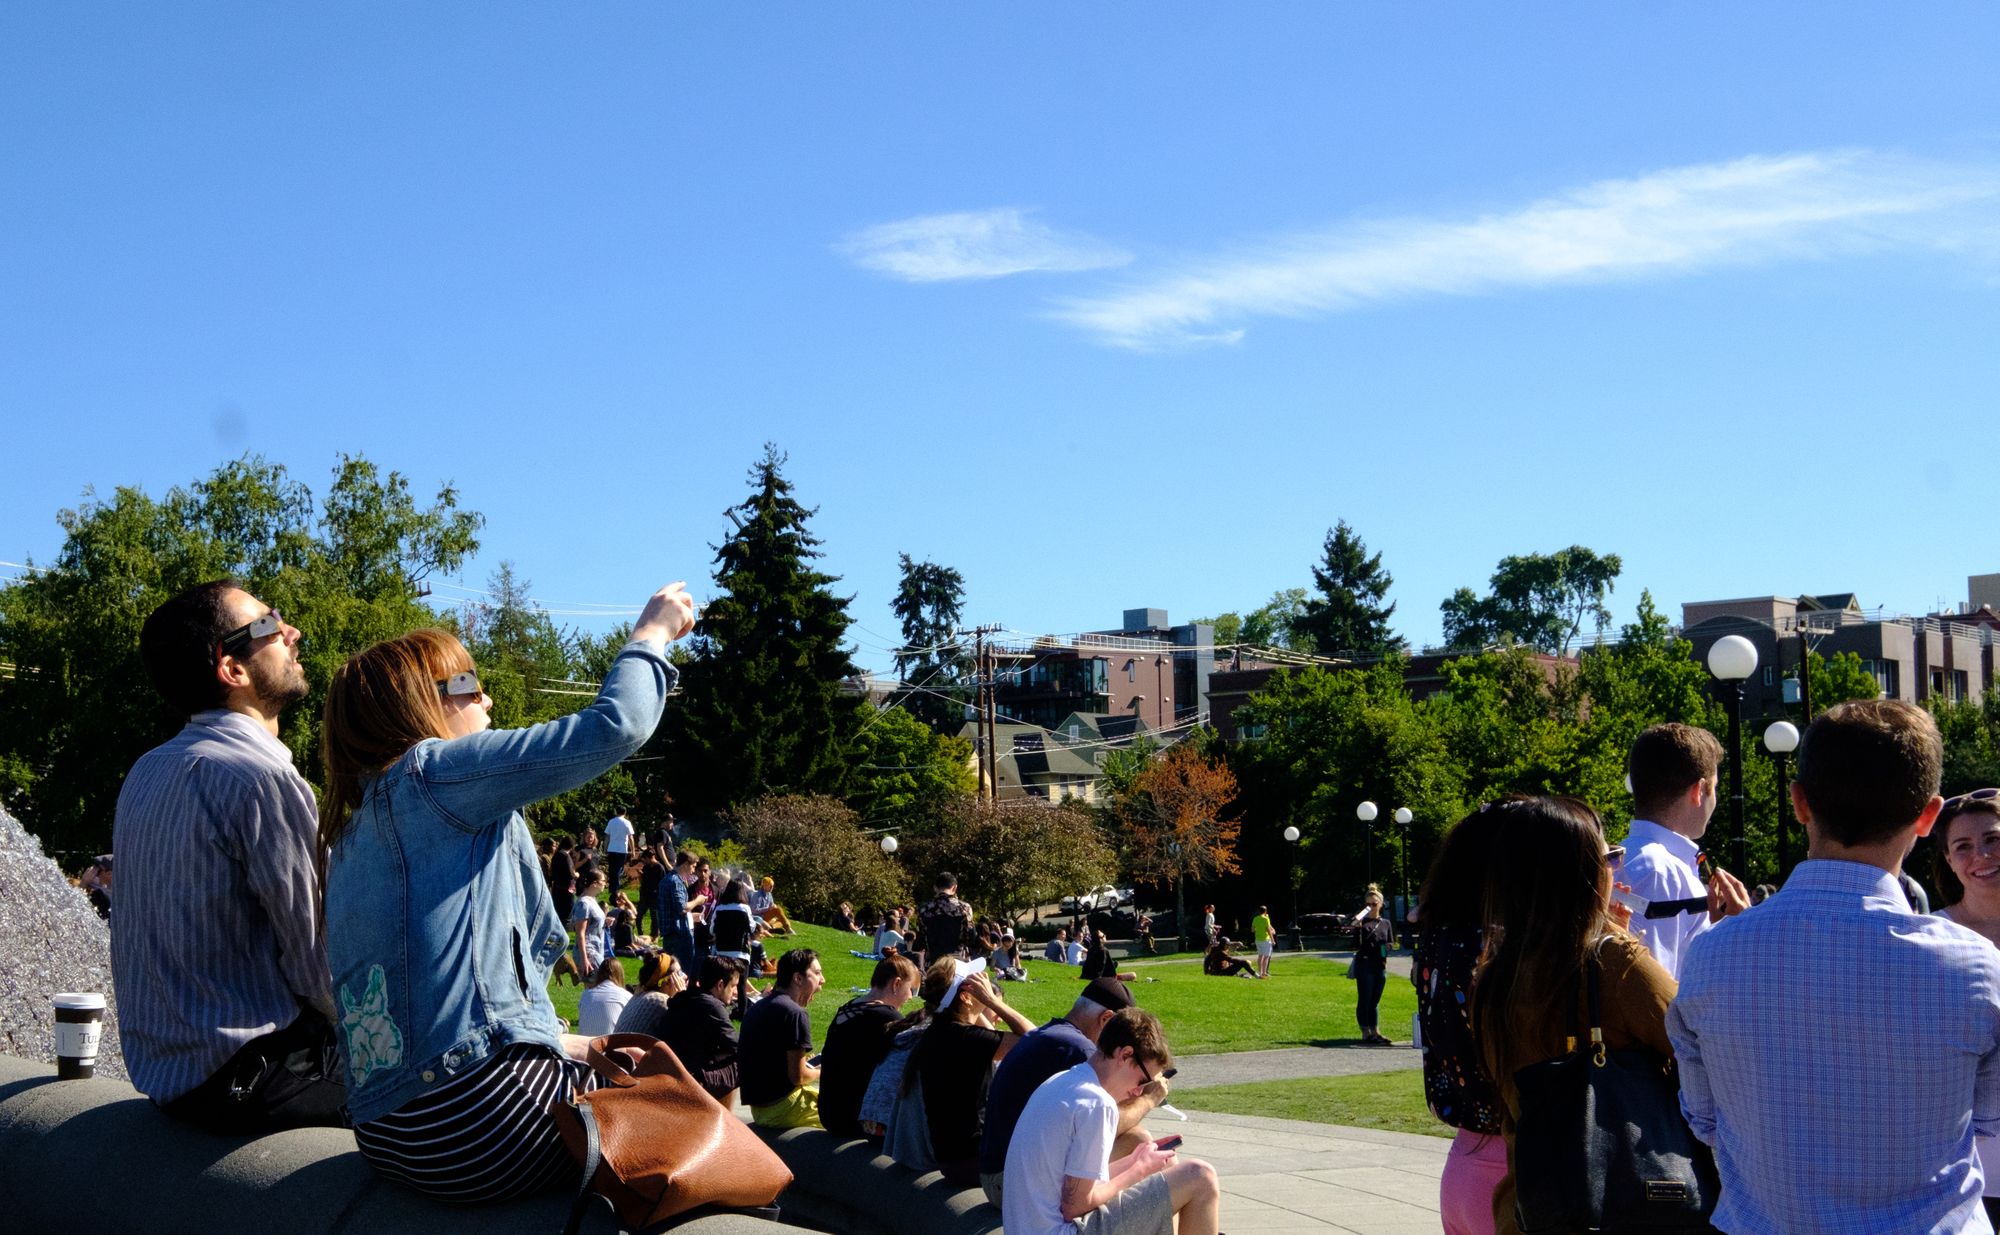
[752,1126,1002,1235]
[0,1054,806,1235]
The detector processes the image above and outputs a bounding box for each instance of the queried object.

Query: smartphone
[806,1053,823,1068]
[1153,1134,1184,1152]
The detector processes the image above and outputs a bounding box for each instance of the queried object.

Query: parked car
[1063,884,1122,914]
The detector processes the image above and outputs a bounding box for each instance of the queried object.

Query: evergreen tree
[666,446,864,814]
[1293,521,1405,659]
[890,553,970,733]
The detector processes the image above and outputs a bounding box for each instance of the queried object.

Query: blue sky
[5,5,1999,673]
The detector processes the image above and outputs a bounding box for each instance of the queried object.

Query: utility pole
[971,624,1001,802]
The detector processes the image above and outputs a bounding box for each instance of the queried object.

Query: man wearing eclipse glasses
[112,580,345,1132]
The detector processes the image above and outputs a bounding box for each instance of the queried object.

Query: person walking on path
[114,580,344,1133]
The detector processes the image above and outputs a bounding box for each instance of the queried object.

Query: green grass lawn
[1173,1072,1447,1137]
[550,923,1417,1058]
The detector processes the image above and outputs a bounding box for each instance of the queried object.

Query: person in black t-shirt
[818,953,922,1139]
[909,957,1035,1187]
[658,956,742,1104]
[740,948,825,1128]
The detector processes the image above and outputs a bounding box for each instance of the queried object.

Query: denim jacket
[325,639,675,1126]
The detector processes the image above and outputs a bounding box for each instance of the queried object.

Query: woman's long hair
[1417,806,1508,932]
[1468,796,1612,1106]
[319,628,470,857]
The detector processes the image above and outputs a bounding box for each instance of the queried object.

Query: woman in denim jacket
[318,583,694,1202]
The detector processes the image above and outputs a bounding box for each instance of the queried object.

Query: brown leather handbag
[553,1033,793,1234]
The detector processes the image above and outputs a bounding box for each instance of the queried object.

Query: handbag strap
[562,1099,608,1235]
[1583,948,1607,1066]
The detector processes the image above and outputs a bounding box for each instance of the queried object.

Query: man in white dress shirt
[1621,722,1749,980]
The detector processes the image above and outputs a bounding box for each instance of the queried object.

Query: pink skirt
[1440,1125,1508,1235]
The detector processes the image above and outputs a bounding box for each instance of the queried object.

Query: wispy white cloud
[1049,151,2000,350]
[839,207,1131,283]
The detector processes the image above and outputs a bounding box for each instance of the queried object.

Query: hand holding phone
[1153,1134,1184,1152]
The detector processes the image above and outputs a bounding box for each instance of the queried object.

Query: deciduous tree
[1440,546,1623,655]
[730,793,910,921]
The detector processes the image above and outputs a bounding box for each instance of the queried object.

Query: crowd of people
[1414,710,2000,1235]
[108,574,2000,1235]
[100,577,1226,1234]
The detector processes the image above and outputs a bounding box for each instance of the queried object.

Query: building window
[1125,659,1136,683]
[1762,666,1775,687]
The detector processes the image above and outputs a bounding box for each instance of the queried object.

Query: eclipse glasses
[217,609,284,656]
[436,671,484,699]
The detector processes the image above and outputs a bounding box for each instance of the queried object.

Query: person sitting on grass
[833,900,863,933]
[750,875,797,936]
[978,978,1165,1209]
[993,930,1027,981]
[875,911,907,959]
[1044,927,1070,964]
[818,953,923,1141]
[576,957,631,1037]
[910,957,1037,1187]
[740,948,825,1128]
[612,952,687,1038]
[1080,924,1138,983]
[1002,1007,1221,1235]
[660,956,743,1106]
[1202,937,1255,979]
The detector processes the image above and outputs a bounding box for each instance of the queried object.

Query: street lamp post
[1283,824,1302,950]
[1356,800,1378,888]
[1762,721,1800,882]
[1393,807,1413,946]
[1707,635,1759,877]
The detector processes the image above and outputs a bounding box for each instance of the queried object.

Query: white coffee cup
[53,992,105,1080]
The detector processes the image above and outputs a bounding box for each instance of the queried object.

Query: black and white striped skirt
[353,1043,602,1204]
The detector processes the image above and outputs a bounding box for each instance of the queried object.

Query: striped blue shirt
[1668,859,2000,1235]
[111,709,333,1104]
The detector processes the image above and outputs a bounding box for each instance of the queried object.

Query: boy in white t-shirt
[1002,1008,1220,1235]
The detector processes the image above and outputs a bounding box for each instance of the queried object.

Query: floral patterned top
[1413,922,1501,1135]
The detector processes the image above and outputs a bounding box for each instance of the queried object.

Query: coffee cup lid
[53,993,105,1011]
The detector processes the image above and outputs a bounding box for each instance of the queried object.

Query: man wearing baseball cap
[977,977,1165,1207]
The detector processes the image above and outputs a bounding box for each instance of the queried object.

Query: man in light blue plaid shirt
[1669,700,2000,1235]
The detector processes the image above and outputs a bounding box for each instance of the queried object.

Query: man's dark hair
[1627,723,1724,816]
[775,947,819,989]
[1098,1006,1172,1072]
[699,955,744,992]
[1798,700,1943,847]
[934,872,957,893]
[139,579,243,716]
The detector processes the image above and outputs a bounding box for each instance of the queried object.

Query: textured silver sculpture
[0,805,125,1079]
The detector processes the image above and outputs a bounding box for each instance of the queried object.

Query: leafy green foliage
[1806,649,1885,710]
[1194,612,1243,646]
[665,446,866,814]
[901,798,1117,925]
[1242,588,1312,651]
[1933,693,2000,797]
[1293,520,1405,660]
[1439,545,1624,654]
[0,455,481,855]
[729,793,909,921]
[848,706,977,832]
[890,554,970,733]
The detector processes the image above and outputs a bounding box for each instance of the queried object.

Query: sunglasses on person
[1604,845,1626,867]
[436,670,484,699]
[1940,788,2000,823]
[216,609,284,657]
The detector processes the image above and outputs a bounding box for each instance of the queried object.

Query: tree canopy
[1439,545,1624,654]
[890,554,970,734]
[0,455,482,855]
[1293,521,1405,660]
[664,445,865,815]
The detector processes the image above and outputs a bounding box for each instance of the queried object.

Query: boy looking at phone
[1002,1007,1220,1235]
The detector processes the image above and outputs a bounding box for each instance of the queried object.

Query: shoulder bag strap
[1585,949,1606,1066]
[562,1100,609,1235]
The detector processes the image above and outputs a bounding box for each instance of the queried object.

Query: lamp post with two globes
[1706,634,1759,877]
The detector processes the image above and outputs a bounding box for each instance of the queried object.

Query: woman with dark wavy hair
[1468,796,1677,1235]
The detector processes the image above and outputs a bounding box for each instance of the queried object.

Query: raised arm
[413,585,694,829]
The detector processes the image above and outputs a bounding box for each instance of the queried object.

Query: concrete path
[1170,1042,1421,1090]
[1172,1109,1448,1235]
